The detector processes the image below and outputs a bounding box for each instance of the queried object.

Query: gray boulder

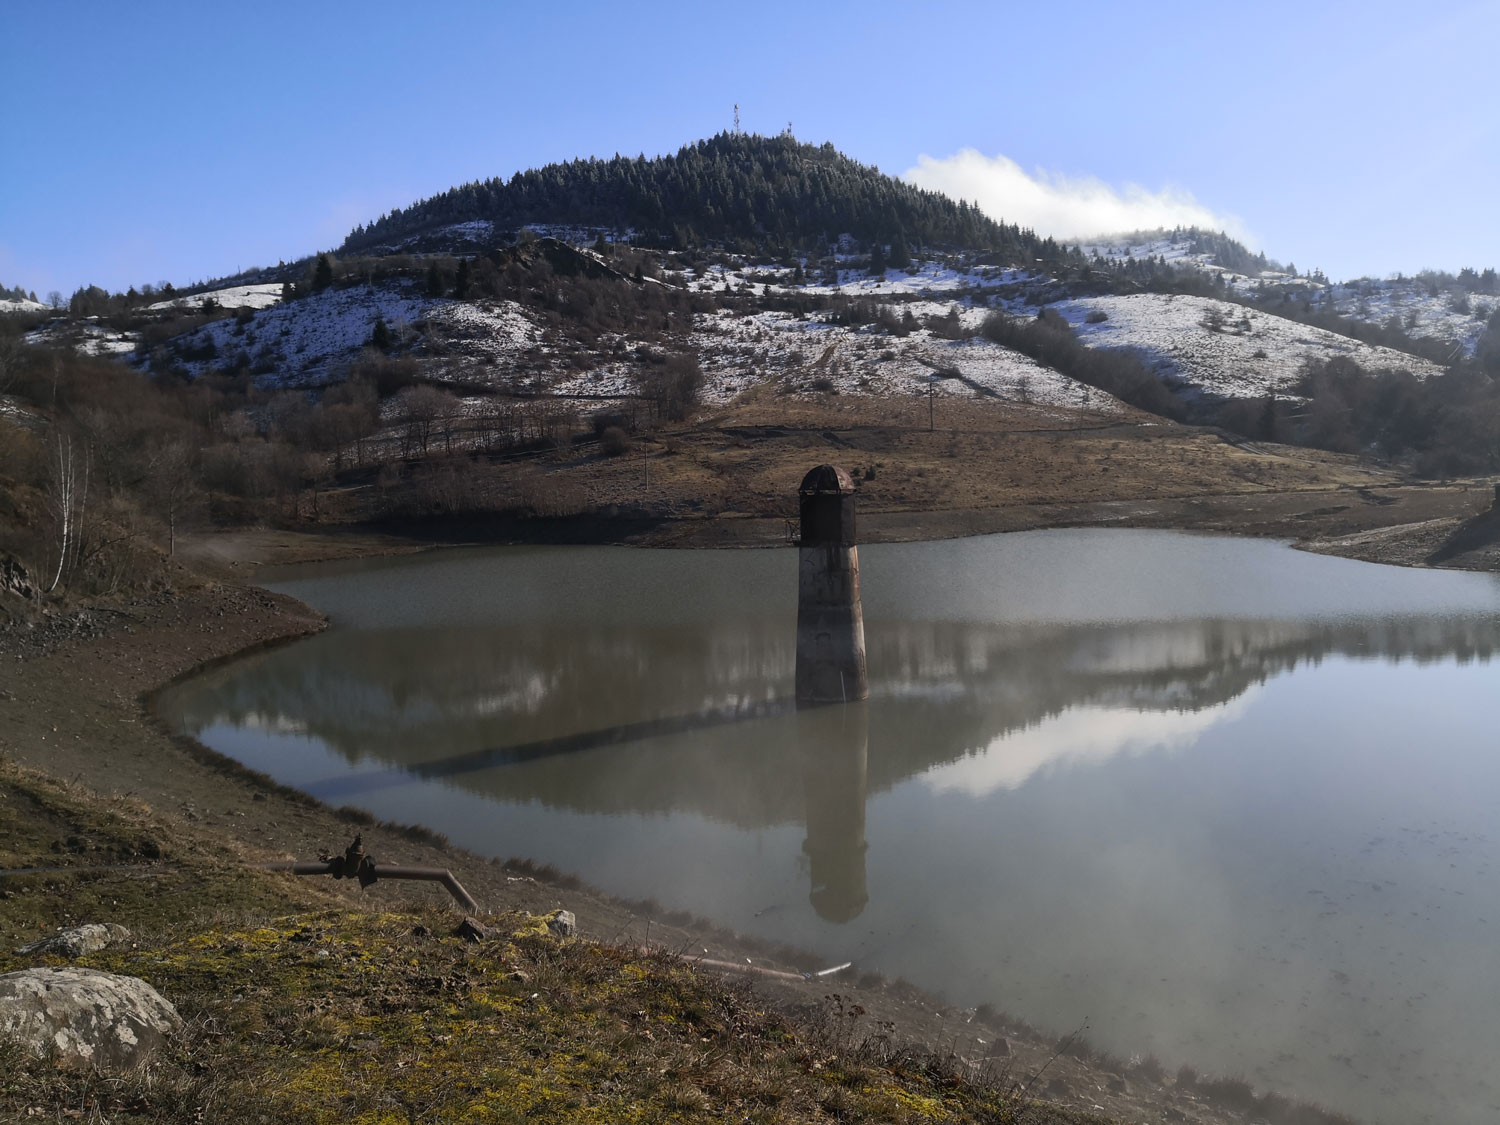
[15,923,131,959]
[0,967,181,1068]
[547,909,577,938]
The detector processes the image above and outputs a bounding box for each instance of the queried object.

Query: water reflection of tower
[799,702,869,922]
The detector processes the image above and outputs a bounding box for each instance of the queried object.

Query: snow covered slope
[0,296,50,315]
[25,318,138,358]
[1080,228,1497,359]
[164,280,542,385]
[690,303,1124,412]
[146,282,286,312]
[150,255,1444,408]
[1050,294,1442,400]
[22,220,1467,426]
[1320,277,1497,360]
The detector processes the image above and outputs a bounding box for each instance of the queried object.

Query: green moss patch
[1,908,1111,1124]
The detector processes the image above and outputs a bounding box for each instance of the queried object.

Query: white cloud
[903,150,1251,244]
[919,691,1255,798]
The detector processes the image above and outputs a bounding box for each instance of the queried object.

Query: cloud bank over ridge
[904,150,1251,245]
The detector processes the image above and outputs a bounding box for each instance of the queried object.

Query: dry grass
[554,395,1387,521]
[0,760,333,948]
[302,391,1409,535]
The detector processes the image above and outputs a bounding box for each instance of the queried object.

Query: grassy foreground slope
[0,760,1104,1125]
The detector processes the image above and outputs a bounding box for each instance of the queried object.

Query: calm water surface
[158,529,1500,1125]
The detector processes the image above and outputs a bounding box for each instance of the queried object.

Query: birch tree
[45,431,90,592]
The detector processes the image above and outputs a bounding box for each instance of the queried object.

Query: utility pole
[928,375,935,432]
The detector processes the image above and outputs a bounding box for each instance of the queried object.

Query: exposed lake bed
[157,529,1500,1125]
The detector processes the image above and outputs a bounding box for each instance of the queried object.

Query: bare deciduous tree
[143,438,198,556]
[394,384,457,457]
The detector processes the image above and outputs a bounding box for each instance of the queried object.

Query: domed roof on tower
[798,464,855,495]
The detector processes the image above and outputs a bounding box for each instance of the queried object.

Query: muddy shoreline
[179,483,1500,576]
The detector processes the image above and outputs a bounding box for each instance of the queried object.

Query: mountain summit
[341,132,1067,263]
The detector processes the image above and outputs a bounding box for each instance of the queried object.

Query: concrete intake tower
[795,465,868,706]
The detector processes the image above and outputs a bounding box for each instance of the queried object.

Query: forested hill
[341,132,1069,262]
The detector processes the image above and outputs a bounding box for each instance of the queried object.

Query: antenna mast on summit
[733,104,740,133]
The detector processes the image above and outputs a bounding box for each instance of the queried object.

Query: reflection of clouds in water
[919,690,1257,797]
[471,674,555,716]
[240,711,309,736]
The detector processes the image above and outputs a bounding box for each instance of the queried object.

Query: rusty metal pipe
[257,854,480,915]
[362,865,480,914]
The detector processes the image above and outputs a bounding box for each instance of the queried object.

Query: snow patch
[0,297,50,314]
[25,319,138,358]
[146,283,285,312]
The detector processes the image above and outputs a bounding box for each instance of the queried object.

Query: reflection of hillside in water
[168,615,1500,829]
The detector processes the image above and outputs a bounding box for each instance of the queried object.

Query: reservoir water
[157,529,1500,1124]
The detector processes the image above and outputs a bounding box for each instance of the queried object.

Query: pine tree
[313,254,334,291]
[1259,395,1278,441]
[371,317,392,350]
[454,258,471,299]
[889,232,910,271]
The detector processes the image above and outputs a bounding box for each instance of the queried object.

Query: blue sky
[4,0,1498,296]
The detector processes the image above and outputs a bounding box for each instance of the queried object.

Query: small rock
[0,967,181,1068]
[410,924,430,938]
[547,909,577,938]
[986,1037,1011,1058]
[509,969,531,984]
[15,923,131,959]
[1045,1076,1070,1097]
[452,917,487,942]
[1107,1075,1128,1094]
